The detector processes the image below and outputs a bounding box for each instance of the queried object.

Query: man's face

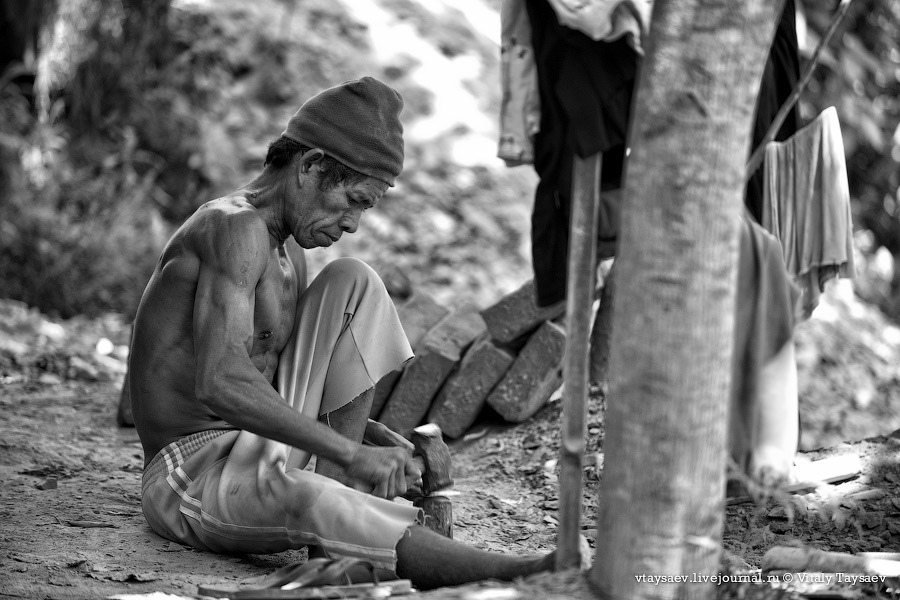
[290,166,388,249]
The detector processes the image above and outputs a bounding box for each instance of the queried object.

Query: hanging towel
[762,106,855,319]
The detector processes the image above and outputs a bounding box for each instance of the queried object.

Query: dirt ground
[0,377,576,600]
[2,377,900,600]
[0,370,573,598]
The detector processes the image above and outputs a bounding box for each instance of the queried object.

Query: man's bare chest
[250,252,298,358]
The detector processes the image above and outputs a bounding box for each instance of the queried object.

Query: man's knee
[319,257,382,289]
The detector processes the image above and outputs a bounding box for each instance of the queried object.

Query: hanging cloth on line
[761,106,855,319]
[544,0,652,53]
[730,218,802,480]
[745,0,801,224]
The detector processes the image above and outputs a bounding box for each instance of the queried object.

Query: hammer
[364,420,454,537]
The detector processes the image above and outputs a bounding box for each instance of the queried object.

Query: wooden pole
[556,152,602,570]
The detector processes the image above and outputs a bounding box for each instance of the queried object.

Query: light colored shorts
[141,429,422,570]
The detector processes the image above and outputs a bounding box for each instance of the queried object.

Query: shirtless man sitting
[130,77,557,590]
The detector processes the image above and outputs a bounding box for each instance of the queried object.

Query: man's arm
[191,210,412,498]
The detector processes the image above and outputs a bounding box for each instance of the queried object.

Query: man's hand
[345,444,422,499]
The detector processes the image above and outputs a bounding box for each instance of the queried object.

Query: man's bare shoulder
[180,196,272,255]
[186,196,265,231]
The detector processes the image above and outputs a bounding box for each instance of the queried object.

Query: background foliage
[0,0,897,320]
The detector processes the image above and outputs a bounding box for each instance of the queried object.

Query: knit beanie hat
[281,77,405,187]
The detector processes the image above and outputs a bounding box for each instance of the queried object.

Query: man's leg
[396,525,555,590]
[273,258,562,586]
[315,387,374,485]
[307,388,374,561]
[277,257,414,472]
[311,523,555,590]
[310,392,558,589]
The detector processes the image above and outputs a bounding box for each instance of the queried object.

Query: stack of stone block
[372,279,567,439]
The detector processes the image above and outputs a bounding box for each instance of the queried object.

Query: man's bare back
[130,196,303,464]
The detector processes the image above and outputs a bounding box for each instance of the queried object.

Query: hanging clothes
[498,0,542,166]
[745,0,801,223]
[510,0,801,307]
[525,0,639,307]
[730,218,802,480]
[761,106,855,319]
[497,0,651,168]
[544,0,652,52]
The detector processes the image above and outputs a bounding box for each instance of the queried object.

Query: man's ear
[297,148,326,175]
[296,148,325,188]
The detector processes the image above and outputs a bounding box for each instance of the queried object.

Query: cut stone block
[379,303,487,436]
[396,292,452,349]
[480,280,566,346]
[371,369,404,420]
[486,321,566,423]
[428,334,514,439]
[371,292,450,419]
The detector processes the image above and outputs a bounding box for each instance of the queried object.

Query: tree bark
[589,2,785,599]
